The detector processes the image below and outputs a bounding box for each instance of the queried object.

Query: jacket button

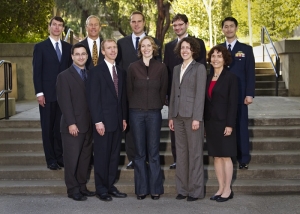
[178,95,180,97]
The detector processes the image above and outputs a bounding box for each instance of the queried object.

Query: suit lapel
[61,41,70,64]
[116,65,122,102]
[206,73,213,101]
[46,38,60,62]
[127,35,137,56]
[211,69,226,96]
[69,66,85,90]
[102,63,118,99]
[180,60,195,84]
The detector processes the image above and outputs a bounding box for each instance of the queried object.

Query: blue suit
[222,41,255,164]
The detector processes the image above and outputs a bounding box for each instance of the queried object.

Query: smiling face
[86,17,101,40]
[101,41,118,64]
[71,47,88,69]
[210,50,225,70]
[140,38,153,59]
[130,14,145,36]
[172,19,189,39]
[48,19,64,38]
[222,20,238,40]
[180,41,193,62]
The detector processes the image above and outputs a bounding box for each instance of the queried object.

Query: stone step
[0,164,298,180]
[255,62,273,69]
[0,179,299,195]
[255,75,281,81]
[1,137,300,152]
[249,126,300,137]
[0,128,42,140]
[0,119,41,128]
[255,89,288,96]
[255,68,275,75]
[255,81,286,89]
[0,150,299,165]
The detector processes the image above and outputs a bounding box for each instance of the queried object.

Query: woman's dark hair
[207,45,232,66]
[174,37,200,59]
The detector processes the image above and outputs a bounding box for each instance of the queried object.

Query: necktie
[135,37,140,54]
[92,41,98,66]
[228,44,232,52]
[55,42,61,62]
[112,65,118,97]
[80,69,87,82]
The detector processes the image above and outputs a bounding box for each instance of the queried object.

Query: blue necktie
[80,69,87,82]
[135,37,140,54]
[55,42,62,62]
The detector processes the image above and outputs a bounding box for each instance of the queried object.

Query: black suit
[116,34,162,163]
[87,61,127,194]
[80,38,104,69]
[32,38,72,165]
[163,36,206,163]
[56,65,93,196]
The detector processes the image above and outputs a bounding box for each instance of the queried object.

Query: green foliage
[0,0,55,43]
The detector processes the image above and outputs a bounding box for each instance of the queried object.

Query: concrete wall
[0,44,35,100]
[275,40,300,96]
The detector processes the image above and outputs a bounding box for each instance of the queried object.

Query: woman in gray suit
[168,37,207,201]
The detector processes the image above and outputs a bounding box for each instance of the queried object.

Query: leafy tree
[0,0,55,43]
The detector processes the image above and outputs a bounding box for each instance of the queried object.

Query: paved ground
[0,193,299,214]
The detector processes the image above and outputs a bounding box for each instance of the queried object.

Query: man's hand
[69,124,79,136]
[37,95,46,107]
[192,120,200,131]
[169,119,174,131]
[224,126,232,136]
[244,96,253,105]
[123,120,127,131]
[96,123,105,136]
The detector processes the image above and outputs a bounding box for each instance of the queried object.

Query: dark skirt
[205,120,237,157]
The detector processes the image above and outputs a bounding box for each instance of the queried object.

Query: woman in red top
[204,45,238,202]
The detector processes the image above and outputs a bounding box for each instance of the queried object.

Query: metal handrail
[64,28,74,45]
[0,60,13,119]
[261,26,280,96]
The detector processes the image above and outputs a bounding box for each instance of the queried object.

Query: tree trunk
[155,0,171,45]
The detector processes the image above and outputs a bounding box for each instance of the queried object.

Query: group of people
[32,11,255,203]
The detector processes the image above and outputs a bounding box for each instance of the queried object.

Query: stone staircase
[255,62,288,96]
[0,114,300,195]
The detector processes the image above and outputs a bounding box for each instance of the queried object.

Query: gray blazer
[168,60,207,121]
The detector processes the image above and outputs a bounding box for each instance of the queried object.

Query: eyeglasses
[172,23,185,28]
[73,53,88,57]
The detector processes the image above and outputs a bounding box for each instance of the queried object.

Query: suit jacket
[116,34,162,71]
[164,36,207,98]
[56,65,91,133]
[87,61,127,132]
[33,38,72,102]
[168,60,207,121]
[221,41,255,104]
[204,69,238,127]
[80,38,104,70]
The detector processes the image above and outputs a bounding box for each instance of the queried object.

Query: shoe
[57,161,64,168]
[137,195,147,200]
[80,189,96,197]
[187,196,198,201]
[239,163,248,169]
[216,191,234,202]
[176,194,187,200]
[151,195,160,200]
[210,194,221,200]
[169,163,176,169]
[126,161,134,169]
[68,193,87,201]
[96,193,112,202]
[47,163,60,170]
[109,191,127,198]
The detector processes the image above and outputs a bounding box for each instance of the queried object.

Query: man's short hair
[130,11,145,21]
[101,39,117,50]
[221,17,238,28]
[172,14,188,24]
[71,43,88,55]
[49,16,65,27]
[85,15,101,26]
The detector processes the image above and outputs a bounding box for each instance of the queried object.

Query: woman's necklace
[213,73,219,78]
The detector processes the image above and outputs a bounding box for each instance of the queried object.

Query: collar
[87,37,100,44]
[132,32,146,40]
[226,39,237,49]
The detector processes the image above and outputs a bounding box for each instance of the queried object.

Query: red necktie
[112,65,118,97]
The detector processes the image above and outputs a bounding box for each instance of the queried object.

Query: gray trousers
[173,115,205,198]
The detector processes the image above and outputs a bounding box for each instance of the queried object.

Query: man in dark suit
[116,11,162,169]
[80,15,104,69]
[164,13,207,169]
[56,43,95,201]
[33,16,72,170]
[88,39,127,202]
[221,17,255,169]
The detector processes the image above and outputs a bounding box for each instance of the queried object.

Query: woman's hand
[224,127,232,136]
[192,120,200,130]
[169,119,174,131]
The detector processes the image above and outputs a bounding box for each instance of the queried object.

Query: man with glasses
[57,43,95,201]
[80,15,104,69]
[116,11,162,169]
[164,13,206,170]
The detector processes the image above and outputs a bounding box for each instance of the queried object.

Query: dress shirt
[225,39,237,50]
[104,59,117,80]
[87,37,100,58]
[72,64,86,79]
[177,33,189,42]
[180,60,193,83]
[132,32,146,49]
